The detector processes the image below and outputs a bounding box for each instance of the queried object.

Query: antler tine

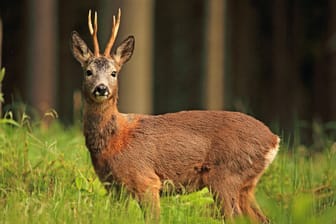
[88,10,93,35]
[104,8,121,57]
[88,10,100,56]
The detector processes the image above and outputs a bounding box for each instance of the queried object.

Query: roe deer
[71,9,280,223]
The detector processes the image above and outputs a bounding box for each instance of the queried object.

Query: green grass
[0,117,336,223]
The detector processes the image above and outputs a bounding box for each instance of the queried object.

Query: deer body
[71,9,279,223]
[86,110,278,192]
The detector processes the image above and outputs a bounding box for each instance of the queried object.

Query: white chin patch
[94,95,108,102]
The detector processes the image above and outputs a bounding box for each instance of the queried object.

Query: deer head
[71,9,135,106]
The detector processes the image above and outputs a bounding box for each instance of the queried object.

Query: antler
[104,8,121,57]
[88,10,100,56]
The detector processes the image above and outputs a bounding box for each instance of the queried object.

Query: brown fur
[85,108,279,223]
[71,21,279,223]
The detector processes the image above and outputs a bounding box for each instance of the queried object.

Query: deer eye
[111,71,117,78]
[86,70,93,77]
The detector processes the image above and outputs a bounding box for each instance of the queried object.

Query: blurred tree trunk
[205,0,225,110]
[58,0,93,124]
[271,0,293,127]
[120,0,153,114]
[58,0,75,124]
[27,0,57,118]
[99,0,153,114]
[1,2,28,118]
[328,0,336,120]
[154,0,206,113]
[272,0,287,123]
[58,1,73,124]
[0,18,3,117]
[271,0,306,129]
[229,1,259,113]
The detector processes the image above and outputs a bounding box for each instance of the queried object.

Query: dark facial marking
[91,57,111,71]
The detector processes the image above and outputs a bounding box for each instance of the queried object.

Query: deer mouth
[92,84,110,102]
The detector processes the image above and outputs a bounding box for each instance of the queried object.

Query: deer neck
[83,100,119,154]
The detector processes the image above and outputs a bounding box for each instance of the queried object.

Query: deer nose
[93,84,109,97]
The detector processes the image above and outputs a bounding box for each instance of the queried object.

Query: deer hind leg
[239,179,269,224]
[206,175,242,221]
[215,190,242,220]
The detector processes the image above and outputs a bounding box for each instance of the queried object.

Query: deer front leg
[133,173,162,224]
[139,188,161,224]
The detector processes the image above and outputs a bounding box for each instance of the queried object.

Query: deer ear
[113,36,135,66]
[71,31,93,66]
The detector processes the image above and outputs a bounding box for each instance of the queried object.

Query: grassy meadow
[0,115,336,224]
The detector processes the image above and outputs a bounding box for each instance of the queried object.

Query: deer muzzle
[93,84,110,101]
